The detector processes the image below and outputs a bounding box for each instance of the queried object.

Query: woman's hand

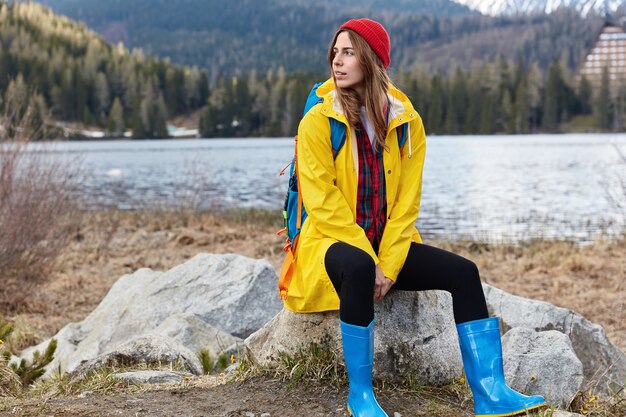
[374,264,394,301]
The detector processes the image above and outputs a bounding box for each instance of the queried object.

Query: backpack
[277,82,409,300]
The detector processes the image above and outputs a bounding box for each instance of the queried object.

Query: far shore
[32,130,626,142]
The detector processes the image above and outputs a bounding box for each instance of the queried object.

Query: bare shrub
[0,86,82,313]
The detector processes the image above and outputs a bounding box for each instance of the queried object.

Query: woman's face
[332,31,365,97]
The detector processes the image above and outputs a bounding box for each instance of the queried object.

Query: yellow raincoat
[283,78,427,313]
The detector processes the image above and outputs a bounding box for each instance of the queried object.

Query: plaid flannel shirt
[355,122,387,253]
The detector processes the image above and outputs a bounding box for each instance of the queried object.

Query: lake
[27,133,626,243]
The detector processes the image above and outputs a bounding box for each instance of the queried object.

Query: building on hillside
[579,23,626,89]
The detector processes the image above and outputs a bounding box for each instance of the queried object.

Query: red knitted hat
[339,18,390,69]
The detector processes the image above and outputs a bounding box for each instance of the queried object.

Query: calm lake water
[28,134,626,243]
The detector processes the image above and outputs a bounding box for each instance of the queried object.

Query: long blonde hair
[327,29,391,151]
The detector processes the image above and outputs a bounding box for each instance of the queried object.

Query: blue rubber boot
[340,320,388,417]
[456,317,546,417]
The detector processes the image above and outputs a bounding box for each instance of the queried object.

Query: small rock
[551,411,585,417]
[393,413,403,417]
[111,370,194,385]
[260,413,271,417]
[224,362,240,375]
[243,413,255,417]
[78,391,93,398]
[69,335,203,382]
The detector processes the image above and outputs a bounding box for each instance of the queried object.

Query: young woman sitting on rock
[281,17,547,417]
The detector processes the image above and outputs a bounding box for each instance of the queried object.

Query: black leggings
[324,242,489,327]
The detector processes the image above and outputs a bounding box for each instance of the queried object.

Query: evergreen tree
[199,103,217,137]
[502,89,515,134]
[267,68,287,136]
[464,82,481,134]
[131,97,147,139]
[402,67,429,117]
[614,85,626,131]
[578,75,592,115]
[479,92,495,134]
[247,70,269,135]
[543,62,562,132]
[197,73,210,109]
[233,76,252,137]
[444,68,467,134]
[153,93,169,138]
[28,94,49,141]
[107,97,125,136]
[427,74,444,133]
[75,69,89,123]
[526,63,543,131]
[95,72,110,124]
[514,79,531,133]
[165,68,186,115]
[596,66,612,130]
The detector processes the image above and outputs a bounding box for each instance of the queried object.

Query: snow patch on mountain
[453,0,623,16]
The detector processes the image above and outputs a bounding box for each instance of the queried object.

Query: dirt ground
[1,374,525,417]
[4,377,354,417]
[1,209,625,416]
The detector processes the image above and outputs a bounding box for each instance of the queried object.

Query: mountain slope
[0,1,208,137]
[33,0,476,75]
[30,0,608,77]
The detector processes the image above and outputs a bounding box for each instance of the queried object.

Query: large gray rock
[502,328,584,408]
[153,312,241,356]
[21,254,280,376]
[70,335,203,381]
[483,284,626,395]
[246,290,463,386]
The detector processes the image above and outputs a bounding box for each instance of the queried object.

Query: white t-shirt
[359,106,377,151]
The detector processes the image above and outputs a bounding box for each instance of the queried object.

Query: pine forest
[1,1,625,138]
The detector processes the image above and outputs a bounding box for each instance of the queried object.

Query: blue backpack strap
[302,81,348,159]
[396,123,408,148]
[330,120,407,158]
[303,82,325,116]
[329,119,346,159]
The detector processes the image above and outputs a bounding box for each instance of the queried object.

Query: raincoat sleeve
[377,115,427,281]
[297,108,379,263]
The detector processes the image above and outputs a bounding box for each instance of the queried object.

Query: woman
[283,18,546,417]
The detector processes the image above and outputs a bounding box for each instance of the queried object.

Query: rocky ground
[1,209,624,416]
